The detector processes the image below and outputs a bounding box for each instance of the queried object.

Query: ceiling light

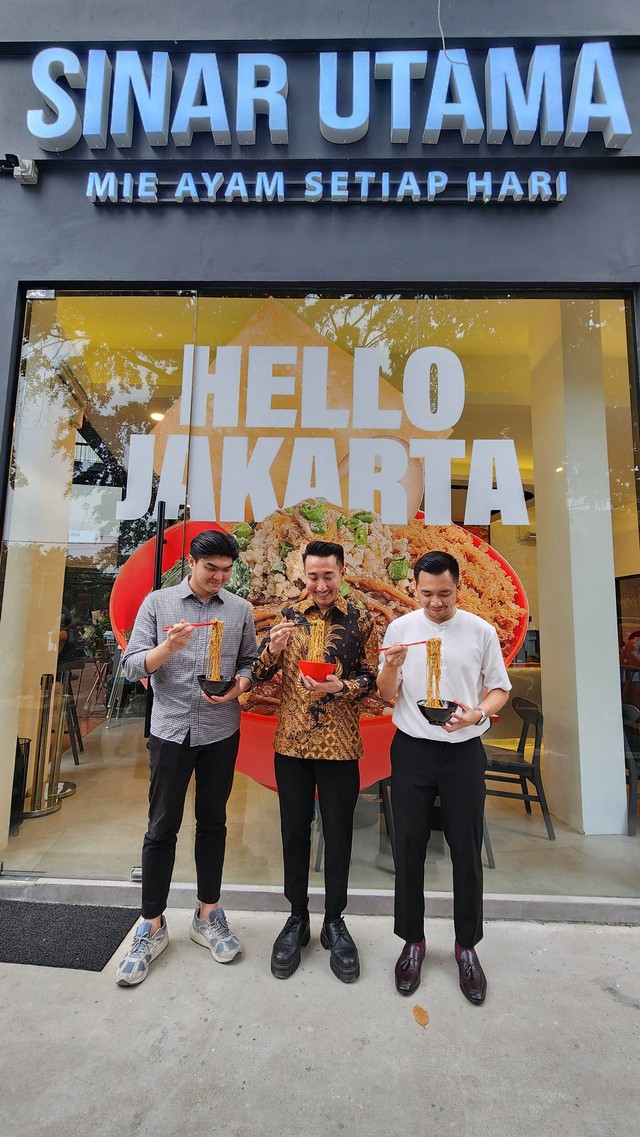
[150,411,165,421]
[555,466,563,473]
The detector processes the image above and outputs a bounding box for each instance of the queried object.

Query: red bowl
[298,660,337,681]
[111,518,528,796]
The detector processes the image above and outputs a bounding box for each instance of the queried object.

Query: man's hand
[376,642,407,702]
[301,673,344,695]
[163,620,196,655]
[145,620,195,674]
[381,643,408,669]
[267,619,296,657]
[441,700,479,733]
[201,675,251,705]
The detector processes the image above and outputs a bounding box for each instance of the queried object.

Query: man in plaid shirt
[115,529,257,987]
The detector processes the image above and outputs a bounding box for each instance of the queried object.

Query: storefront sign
[27,43,631,152]
[85,168,568,205]
[116,340,529,526]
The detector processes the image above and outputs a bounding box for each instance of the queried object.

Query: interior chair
[314,778,495,870]
[313,778,395,873]
[56,656,87,765]
[484,696,555,840]
[621,703,640,837]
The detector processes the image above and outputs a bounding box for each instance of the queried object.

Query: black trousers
[275,753,360,920]
[391,729,486,949]
[141,730,240,918]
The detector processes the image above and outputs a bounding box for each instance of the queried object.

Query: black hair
[189,529,239,562]
[302,540,345,569]
[413,550,460,585]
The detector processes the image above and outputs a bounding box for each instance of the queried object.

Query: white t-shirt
[380,607,511,744]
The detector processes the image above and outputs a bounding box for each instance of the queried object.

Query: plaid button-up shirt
[123,577,258,745]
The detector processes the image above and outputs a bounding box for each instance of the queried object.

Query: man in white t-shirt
[377,550,511,1005]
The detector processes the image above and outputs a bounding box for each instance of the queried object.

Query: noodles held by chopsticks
[426,638,443,707]
[206,620,224,680]
[307,620,326,663]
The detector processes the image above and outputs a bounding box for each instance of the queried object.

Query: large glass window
[1,292,638,897]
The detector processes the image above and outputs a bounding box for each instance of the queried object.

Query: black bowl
[198,675,234,697]
[416,699,458,725]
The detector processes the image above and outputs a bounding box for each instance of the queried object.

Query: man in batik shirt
[254,540,379,984]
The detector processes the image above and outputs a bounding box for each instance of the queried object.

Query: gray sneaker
[115,917,169,986]
[190,906,241,963]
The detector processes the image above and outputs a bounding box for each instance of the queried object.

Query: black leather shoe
[270,914,310,979]
[455,942,487,1005]
[394,939,426,996]
[320,918,360,983]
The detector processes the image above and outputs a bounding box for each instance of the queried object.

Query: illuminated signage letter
[498,171,524,201]
[28,48,85,152]
[236,54,289,145]
[175,172,199,202]
[423,49,484,144]
[255,171,285,201]
[486,45,564,145]
[110,51,172,147]
[354,171,376,200]
[305,171,323,201]
[396,171,421,201]
[565,42,632,149]
[528,171,552,201]
[171,54,231,146]
[319,52,370,143]
[86,171,118,202]
[138,172,158,201]
[83,50,113,148]
[427,171,448,199]
[374,51,428,143]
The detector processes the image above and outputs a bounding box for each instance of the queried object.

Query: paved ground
[1,910,639,1137]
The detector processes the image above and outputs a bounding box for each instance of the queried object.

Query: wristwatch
[474,708,488,727]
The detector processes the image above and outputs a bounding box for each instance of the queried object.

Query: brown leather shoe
[455,942,487,1005]
[394,939,426,996]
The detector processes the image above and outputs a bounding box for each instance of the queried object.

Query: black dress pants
[391,729,486,948]
[141,730,240,918]
[275,753,360,920]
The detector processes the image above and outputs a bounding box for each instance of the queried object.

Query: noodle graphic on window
[206,620,225,681]
[306,621,327,663]
[426,638,443,707]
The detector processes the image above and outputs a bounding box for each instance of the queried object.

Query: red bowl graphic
[109,519,528,791]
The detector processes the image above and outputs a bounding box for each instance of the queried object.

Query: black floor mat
[0,900,140,971]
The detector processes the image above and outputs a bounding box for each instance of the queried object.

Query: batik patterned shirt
[253,593,379,761]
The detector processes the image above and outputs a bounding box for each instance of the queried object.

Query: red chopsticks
[163,620,219,631]
[380,640,429,651]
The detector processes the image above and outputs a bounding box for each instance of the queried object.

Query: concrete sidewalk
[1,911,638,1137]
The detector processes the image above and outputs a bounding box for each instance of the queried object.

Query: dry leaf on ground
[413,1004,429,1027]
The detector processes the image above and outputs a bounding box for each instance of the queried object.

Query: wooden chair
[484,697,555,840]
[622,703,640,837]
